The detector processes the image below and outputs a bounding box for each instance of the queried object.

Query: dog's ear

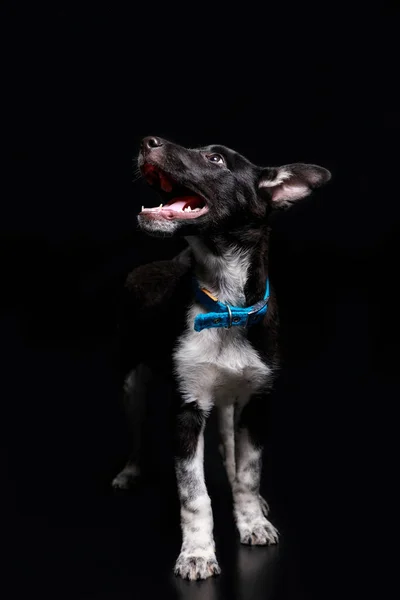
[258,163,331,208]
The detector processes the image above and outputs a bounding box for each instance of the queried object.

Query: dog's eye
[206,153,225,165]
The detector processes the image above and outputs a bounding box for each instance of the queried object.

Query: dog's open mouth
[139,164,209,220]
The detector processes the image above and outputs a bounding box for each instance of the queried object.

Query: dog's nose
[141,136,163,152]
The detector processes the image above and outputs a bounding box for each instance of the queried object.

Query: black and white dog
[113,136,331,580]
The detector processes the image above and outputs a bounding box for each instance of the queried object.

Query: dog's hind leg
[218,404,269,516]
[112,363,151,490]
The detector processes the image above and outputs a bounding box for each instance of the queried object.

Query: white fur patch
[186,237,250,306]
[174,238,272,413]
[137,214,179,236]
[174,319,271,412]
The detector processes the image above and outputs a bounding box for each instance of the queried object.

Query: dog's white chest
[174,304,272,410]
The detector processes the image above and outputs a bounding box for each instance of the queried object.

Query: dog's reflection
[172,576,220,600]
[235,544,281,600]
[172,544,280,600]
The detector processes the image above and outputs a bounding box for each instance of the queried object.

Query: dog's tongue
[165,196,203,211]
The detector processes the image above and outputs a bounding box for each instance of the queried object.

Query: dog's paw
[111,464,140,490]
[259,494,269,516]
[174,553,221,580]
[237,517,279,546]
[111,471,138,490]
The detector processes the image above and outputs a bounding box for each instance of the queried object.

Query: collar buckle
[225,305,233,329]
[245,299,268,327]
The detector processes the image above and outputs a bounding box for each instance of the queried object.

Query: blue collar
[192,278,270,332]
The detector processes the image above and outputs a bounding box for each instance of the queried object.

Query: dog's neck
[186,233,269,308]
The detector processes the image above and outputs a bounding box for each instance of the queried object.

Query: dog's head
[137,137,331,239]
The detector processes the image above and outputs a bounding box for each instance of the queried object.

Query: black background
[2,5,400,599]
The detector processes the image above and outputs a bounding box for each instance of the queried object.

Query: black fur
[174,402,205,459]
[118,136,330,488]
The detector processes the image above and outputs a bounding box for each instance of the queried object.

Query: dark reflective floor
[3,302,399,599]
[2,310,300,599]
[5,482,289,599]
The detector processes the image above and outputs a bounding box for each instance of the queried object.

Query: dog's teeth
[142,206,144,211]
[159,204,163,208]
[187,206,192,211]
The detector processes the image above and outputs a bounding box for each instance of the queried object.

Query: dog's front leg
[233,398,279,546]
[217,405,236,487]
[173,401,220,580]
[218,404,269,517]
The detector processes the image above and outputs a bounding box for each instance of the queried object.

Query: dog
[112,136,331,580]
